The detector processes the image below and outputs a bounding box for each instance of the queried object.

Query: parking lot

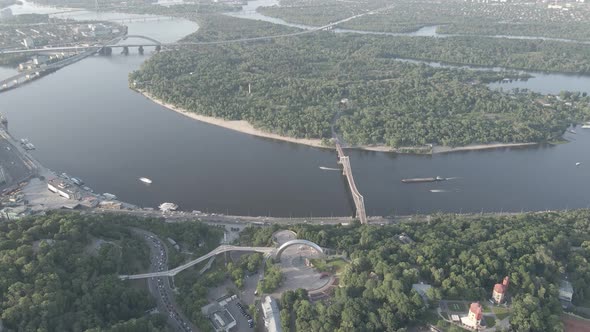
[225,297,255,331]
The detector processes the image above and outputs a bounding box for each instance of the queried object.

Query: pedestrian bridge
[119,239,324,280]
[336,141,367,224]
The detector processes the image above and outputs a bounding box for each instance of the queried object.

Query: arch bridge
[276,239,323,261]
[119,240,324,280]
[118,34,162,46]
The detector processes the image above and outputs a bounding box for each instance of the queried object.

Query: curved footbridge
[119,239,323,280]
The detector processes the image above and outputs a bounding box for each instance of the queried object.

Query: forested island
[246,210,590,331]
[131,15,590,150]
[258,0,590,41]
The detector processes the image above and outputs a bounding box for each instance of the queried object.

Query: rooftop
[560,280,574,294]
[494,283,506,294]
[262,296,282,332]
[469,302,483,320]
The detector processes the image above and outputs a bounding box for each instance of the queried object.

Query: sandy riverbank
[433,142,538,153]
[140,91,540,154]
[141,91,328,149]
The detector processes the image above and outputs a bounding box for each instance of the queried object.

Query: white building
[559,280,574,302]
[460,302,483,330]
[22,37,35,49]
[0,8,13,20]
[412,283,432,303]
[262,296,282,332]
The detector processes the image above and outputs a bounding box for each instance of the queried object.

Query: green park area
[493,306,511,321]
[309,258,348,274]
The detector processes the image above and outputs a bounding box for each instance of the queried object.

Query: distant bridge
[119,240,324,280]
[0,6,384,56]
[0,34,161,55]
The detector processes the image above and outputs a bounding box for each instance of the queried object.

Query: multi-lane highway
[132,228,196,332]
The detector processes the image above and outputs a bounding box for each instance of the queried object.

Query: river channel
[0,1,589,217]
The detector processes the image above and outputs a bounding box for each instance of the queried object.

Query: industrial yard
[0,112,138,219]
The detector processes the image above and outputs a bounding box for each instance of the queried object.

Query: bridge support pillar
[155,45,161,52]
[0,113,7,131]
[99,47,112,56]
[122,46,129,55]
[138,45,144,55]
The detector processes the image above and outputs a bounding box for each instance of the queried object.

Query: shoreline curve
[138,90,540,154]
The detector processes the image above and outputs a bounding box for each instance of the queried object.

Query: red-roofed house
[461,302,483,330]
[492,276,509,304]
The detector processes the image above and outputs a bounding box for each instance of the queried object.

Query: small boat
[103,193,117,200]
[139,177,152,184]
[402,176,446,183]
[582,122,590,129]
[71,177,84,186]
[159,202,178,212]
[576,162,582,166]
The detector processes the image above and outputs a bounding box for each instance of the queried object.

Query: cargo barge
[402,176,446,183]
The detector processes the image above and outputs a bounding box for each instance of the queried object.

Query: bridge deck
[336,142,367,224]
[120,245,275,280]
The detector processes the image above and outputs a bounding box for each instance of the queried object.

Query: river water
[1,1,589,217]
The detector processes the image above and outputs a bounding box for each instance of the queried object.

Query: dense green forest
[245,211,590,331]
[259,0,590,40]
[131,15,590,148]
[110,2,241,18]
[0,213,157,331]
[0,212,222,331]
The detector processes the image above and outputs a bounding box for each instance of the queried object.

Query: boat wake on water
[319,166,340,171]
[430,189,451,193]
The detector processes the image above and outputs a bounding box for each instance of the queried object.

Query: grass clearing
[310,258,349,274]
[493,306,511,321]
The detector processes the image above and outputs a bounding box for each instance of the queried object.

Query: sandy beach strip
[140,91,327,148]
[140,90,540,154]
[433,142,538,153]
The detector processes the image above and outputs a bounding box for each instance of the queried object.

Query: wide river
[1,1,589,217]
